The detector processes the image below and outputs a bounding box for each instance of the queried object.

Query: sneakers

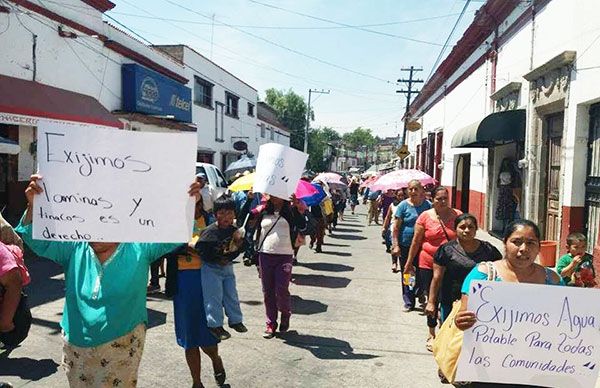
[229,322,248,333]
[263,323,277,339]
[208,327,231,341]
[279,315,290,333]
[146,284,161,295]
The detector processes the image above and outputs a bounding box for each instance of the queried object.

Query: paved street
[1,208,447,388]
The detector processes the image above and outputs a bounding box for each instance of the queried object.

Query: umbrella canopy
[0,136,20,155]
[302,183,327,206]
[225,155,256,177]
[295,179,319,199]
[229,174,323,203]
[370,169,436,192]
[313,172,347,189]
[359,175,378,189]
[229,172,255,192]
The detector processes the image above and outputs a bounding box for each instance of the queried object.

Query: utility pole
[304,89,330,154]
[396,66,423,146]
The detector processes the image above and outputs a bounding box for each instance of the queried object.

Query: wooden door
[585,104,600,251]
[545,113,563,241]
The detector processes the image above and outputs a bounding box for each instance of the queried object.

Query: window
[247,102,255,117]
[225,91,239,118]
[194,76,213,107]
[260,123,266,138]
[270,127,274,140]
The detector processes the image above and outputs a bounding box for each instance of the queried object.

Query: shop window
[194,76,213,108]
[225,92,239,118]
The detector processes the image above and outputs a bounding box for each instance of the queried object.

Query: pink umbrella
[313,172,344,184]
[295,179,319,198]
[360,175,377,189]
[370,169,436,192]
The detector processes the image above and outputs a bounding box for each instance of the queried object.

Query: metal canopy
[451,109,526,148]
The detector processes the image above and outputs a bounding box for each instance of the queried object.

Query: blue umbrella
[302,183,327,206]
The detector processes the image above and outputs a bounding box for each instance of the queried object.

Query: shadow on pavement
[338,222,364,228]
[298,262,354,273]
[24,257,65,309]
[0,348,59,381]
[240,300,263,306]
[330,234,367,241]
[279,331,378,360]
[291,274,351,289]
[319,250,351,257]
[322,243,350,248]
[147,308,166,329]
[291,295,328,315]
[332,227,362,233]
[30,317,61,335]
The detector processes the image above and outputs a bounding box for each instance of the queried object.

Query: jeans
[258,253,293,326]
[399,245,415,309]
[200,262,243,328]
[418,268,437,328]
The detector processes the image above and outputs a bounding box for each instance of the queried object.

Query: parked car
[195,162,228,199]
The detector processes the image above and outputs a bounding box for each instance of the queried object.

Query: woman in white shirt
[250,194,308,339]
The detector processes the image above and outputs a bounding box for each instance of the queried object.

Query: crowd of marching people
[1,167,598,388]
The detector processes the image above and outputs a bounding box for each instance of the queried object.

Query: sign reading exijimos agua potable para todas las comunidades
[456,280,600,387]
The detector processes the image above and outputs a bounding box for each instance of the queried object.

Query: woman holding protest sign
[249,193,309,339]
[16,174,200,388]
[451,219,562,387]
[425,213,502,323]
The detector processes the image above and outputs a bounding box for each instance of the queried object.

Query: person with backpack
[248,194,310,338]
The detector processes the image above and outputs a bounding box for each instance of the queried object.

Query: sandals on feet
[426,336,434,352]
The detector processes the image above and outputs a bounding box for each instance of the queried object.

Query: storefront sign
[122,64,192,123]
[455,280,600,387]
[33,122,197,242]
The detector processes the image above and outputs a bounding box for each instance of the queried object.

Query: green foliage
[341,127,377,151]
[307,126,341,171]
[264,88,313,150]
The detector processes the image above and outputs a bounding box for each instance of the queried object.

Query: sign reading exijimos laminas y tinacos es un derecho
[33,122,197,243]
[455,281,600,387]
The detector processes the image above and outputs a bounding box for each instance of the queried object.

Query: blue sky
[108,0,483,138]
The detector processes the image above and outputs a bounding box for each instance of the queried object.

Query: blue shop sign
[122,64,192,123]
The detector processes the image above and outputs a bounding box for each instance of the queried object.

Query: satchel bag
[433,261,497,383]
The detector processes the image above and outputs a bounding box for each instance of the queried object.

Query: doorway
[543,112,564,241]
[585,104,600,252]
[453,153,470,213]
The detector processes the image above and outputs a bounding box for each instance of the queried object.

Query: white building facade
[406,0,600,262]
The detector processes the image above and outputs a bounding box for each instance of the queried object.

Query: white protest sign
[455,280,600,387]
[253,143,308,199]
[33,122,197,242]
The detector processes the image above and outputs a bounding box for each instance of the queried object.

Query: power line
[426,0,472,81]
[160,0,397,85]
[108,9,465,31]
[248,0,444,46]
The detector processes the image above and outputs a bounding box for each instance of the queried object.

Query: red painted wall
[468,190,486,230]
[559,206,585,254]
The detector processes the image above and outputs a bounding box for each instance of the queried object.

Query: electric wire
[426,0,472,82]
[247,0,443,46]
[159,0,397,85]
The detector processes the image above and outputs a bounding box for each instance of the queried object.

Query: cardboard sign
[33,122,197,242]
[253,143,308,199]
[455,280,600,387]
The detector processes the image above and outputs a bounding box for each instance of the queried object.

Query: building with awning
[405,0,600,259]
[451,109,525,148]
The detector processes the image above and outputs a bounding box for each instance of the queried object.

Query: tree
[306,126,341,171]
[264,88,313,151]
[341,127,377,151]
